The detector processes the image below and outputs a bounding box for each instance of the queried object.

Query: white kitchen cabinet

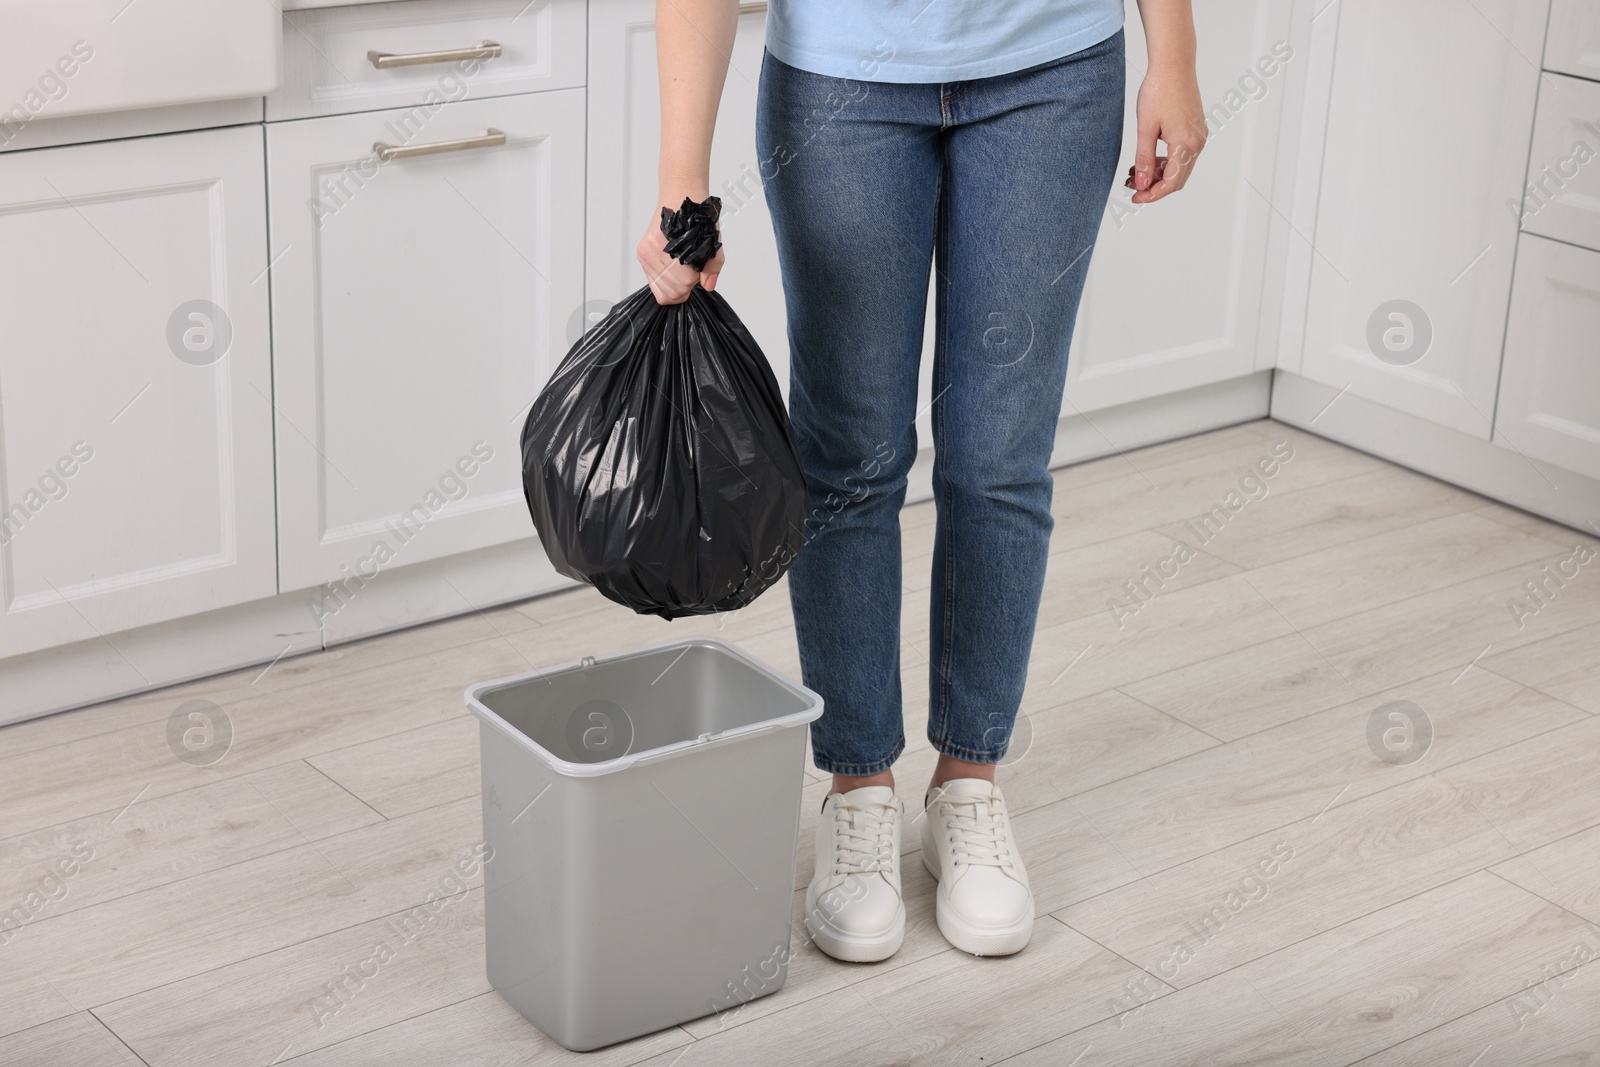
[1495,234,1600,479]
[1298,0,1547,438]
[1065,0,1293,413]
[585,0,790,396]
[0,125,276,658]
[266,90,585,596]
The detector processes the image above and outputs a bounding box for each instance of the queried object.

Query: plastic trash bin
[464,635,823,1051]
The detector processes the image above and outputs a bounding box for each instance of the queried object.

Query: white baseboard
[0,591,318,728]
[1271,370,1600,536]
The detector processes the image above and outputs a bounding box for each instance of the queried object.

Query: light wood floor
[3,419,1598,1067]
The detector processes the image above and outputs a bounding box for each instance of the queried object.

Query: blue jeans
[756,33,1125,776]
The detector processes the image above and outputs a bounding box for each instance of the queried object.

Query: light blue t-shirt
[765,0,1125,84]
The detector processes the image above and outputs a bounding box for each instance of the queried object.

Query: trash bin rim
[463,634,823,778]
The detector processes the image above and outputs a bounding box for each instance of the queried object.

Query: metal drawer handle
[738,1,767,11]
[374,128,506,162]
[367,40,502,68]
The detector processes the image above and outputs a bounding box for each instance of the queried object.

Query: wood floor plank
[1435,716,1600,858]
[1006,796,1153,914]
[1232,870,1595,1066]
[1292,563,1600,704]
[0,761,381,929]
[1044,431,1386,555]
[1238,511,1562,630]
[994,966,1339,1066]
[96,887,678,1067]
[996,688,1219,812]
[1023,573,1299,706]
[0,640,528,842]
[309,717,480,819]
[0,798,483,1040]
[1150,465,1486,570]
[248,759,390,840]
[0,1011,144,1067]
[1035,530,1242,626]
[1129,558,1600,744]
[1354,954,1600,1067]
[1490,824,1600,927]
[633,981,915,1067]
[1053,775,1516,989]
[1063,669,1584,874]
[279,993,688,1067]
[854,917,1168,1065]
[1119,632,1367,742]
[1483,622,1600,716]
[97,889,496,1067]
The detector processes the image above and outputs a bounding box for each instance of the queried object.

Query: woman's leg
[758,54,947,963]
[915,38,1127,957]
[756,53,943,789]
[926,33,1127,773]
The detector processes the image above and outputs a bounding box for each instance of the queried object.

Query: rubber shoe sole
[921,848,1033,957]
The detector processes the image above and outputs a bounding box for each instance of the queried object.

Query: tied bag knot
[660,195,723,271]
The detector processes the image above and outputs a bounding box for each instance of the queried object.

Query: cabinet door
[1065,0,1292,413]
[0,126,276,658]
[267,90,585,593]
[1299,0,1547,437]
[585,0,789,397]
[1495,234,1600,479]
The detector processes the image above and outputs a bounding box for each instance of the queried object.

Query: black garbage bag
[519,196,808,620]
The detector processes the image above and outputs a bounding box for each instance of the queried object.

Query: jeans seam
[933,153,957,758]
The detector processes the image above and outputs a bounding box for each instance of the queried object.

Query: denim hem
[812,736,905,777]
[928,736,1006,766]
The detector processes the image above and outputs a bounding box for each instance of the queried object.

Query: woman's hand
[637,202,725,305]
[1124,66,1207,204]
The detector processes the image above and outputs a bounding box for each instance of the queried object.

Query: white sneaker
[920,778,1034,956]
[804,786,905,962]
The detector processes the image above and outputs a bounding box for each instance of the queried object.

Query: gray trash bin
[464,635,823,1051]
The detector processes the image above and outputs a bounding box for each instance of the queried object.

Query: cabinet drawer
[266,90,585,594]
[269,0,585,121]
[1495,234,1600,479]
[1521,72,1600,253]
[1544,0,1600,83]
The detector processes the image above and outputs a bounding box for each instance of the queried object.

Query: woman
[639,0,1205,962]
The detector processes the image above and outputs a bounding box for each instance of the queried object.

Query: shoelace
[935,792,1014,870]
[831,799,897,876]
